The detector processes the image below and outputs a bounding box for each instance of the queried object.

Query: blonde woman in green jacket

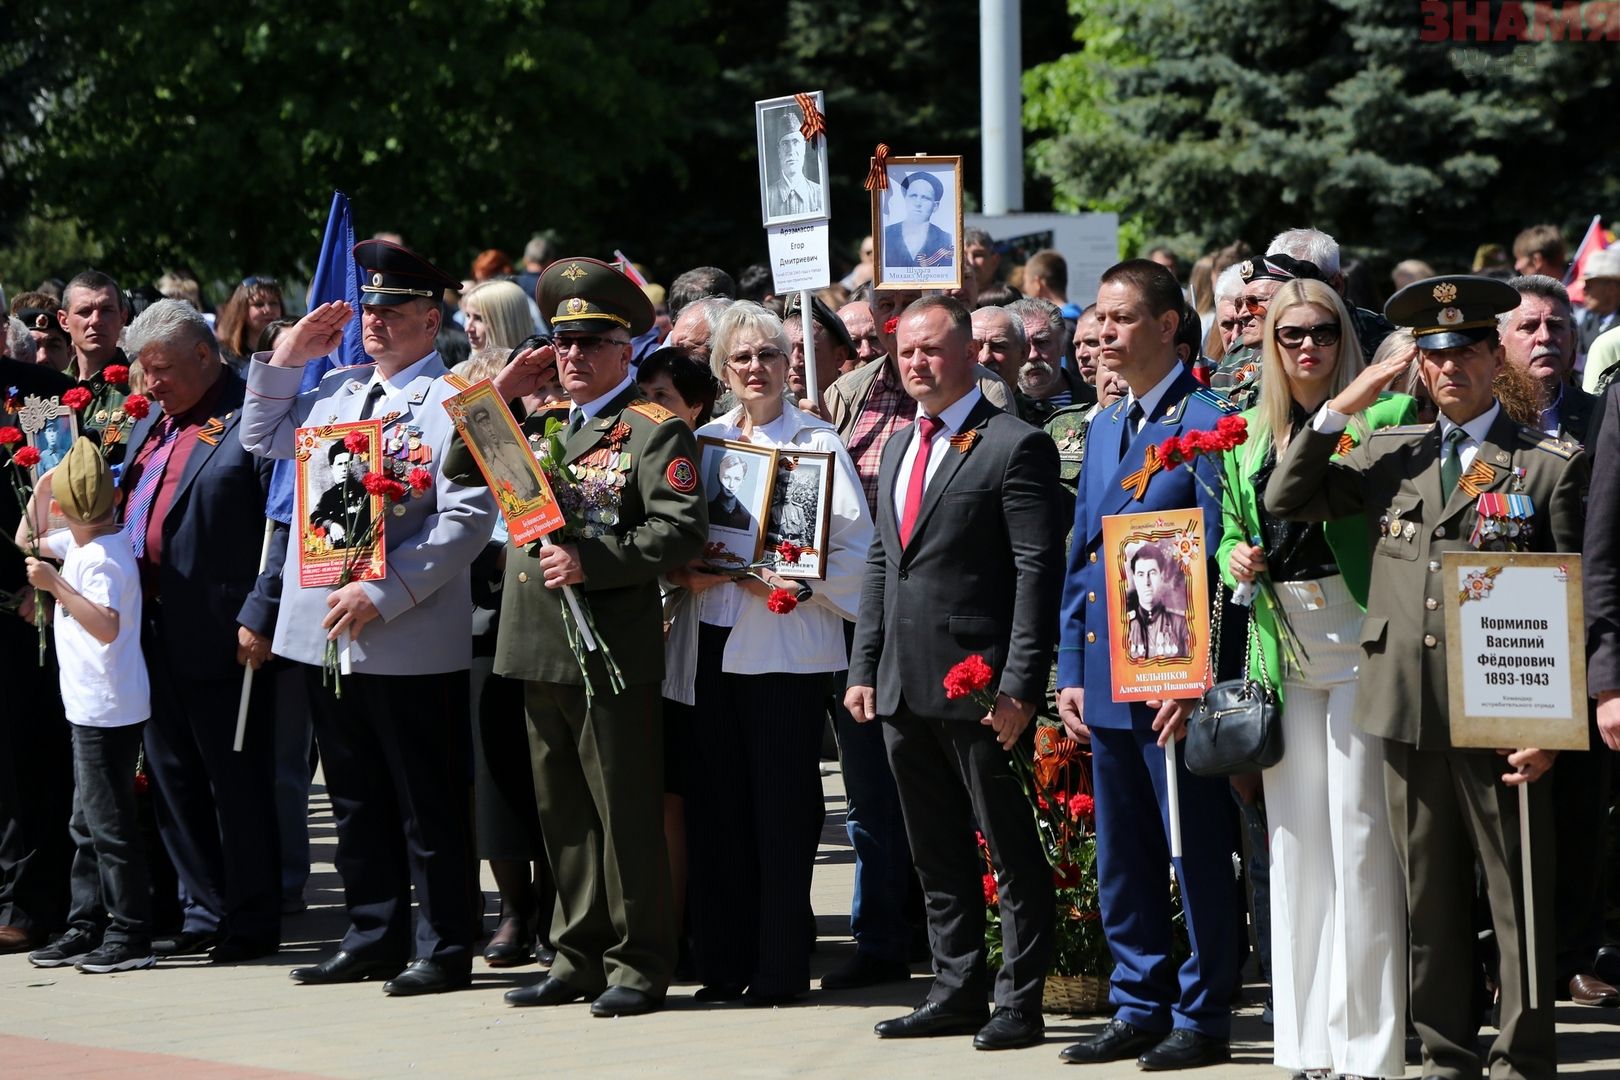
[1216,278,1415,1080]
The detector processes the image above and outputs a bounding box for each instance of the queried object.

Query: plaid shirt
[846,360,918,515]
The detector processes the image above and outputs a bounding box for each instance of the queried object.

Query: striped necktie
[124,417,178,557]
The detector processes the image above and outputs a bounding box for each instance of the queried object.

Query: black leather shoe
[820,952,912,991]
[590,985,663,1017]
[1136,1029,1230,1071]
[504,974,588,1007]
[289,950,404,985]
[153,930,220,957]
[874,1000,989,1039]
[210,938,279,964]
[483,938,535,968]
[973,1006,1044,1050]
[1594,944,1620,987]
[693,983,747,1002]
[536,942,557,968]
[383,958,471,996]
[1058,1018,1161,1063]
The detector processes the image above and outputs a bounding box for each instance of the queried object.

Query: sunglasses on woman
[1274,323,1341,348]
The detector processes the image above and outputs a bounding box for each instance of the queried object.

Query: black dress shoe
[504,974,588,1007]
[483,938,535,968]
[874,1000,989,1039]
[974,1006,1044,1050]
[1136,1029,1230,1071]
[1595,944,1620,986]
[693,983,747,1002]
[210,938,279,964]
[153,930,220,957]
[383,958,471,996]
[1058,1018,1162,1063]
[590,985,663,1017]
[820,951,912,991]
[289,950,404,985]
[536,942,557,968]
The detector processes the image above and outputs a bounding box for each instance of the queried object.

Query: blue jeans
[66,723,152,947]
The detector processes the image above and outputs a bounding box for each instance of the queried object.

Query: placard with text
[1101,509,1213,703]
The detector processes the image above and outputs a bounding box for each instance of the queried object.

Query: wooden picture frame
[696,436,777,570]
[16,393,78,486]
[293,419,387,588]
[756,91,830,228]
[870,154,964,291]
[1442,551,1588,751]
[764,447,834,580]
[443,379,565,546]
[1100,509,1213,702]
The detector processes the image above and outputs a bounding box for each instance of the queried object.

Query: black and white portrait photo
[755,92,829,228]
[1123,540,1192,662]
[871,155,964,291]
[697,436,775,568]
[765,449,833,580]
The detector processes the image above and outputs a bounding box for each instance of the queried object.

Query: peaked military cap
[537,257,654,337]
[1237,253,1325,284]
[1384,274,1520,350]
[17,308,68,341]
[353,239,460,307]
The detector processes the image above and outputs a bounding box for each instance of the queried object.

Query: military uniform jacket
[443,382,707,687]
[240,353,497,674]
[1265,408,1588,749]
[1056,369,1233,730]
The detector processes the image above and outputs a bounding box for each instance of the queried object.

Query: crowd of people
[1,218,1619,1079]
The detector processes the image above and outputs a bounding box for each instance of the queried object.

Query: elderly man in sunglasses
[1210,253,1328,409]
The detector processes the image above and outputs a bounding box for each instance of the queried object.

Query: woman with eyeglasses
[1217,278,1414,1080]
[666,302,873,1005]
[216,276,285,373]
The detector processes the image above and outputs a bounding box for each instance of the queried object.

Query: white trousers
[1263,575,1407,1078]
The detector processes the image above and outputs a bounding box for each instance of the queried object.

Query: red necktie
[899,415,943,547]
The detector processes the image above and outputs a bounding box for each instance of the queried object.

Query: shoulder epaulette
[1369,424,1433,438]
[1519,425,1578,459]
[319,362,376,385]
[626,399,677,424]
[1190,388,1240,415]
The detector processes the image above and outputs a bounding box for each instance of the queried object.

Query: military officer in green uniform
[57,271,133,465]
[444,257,707,1017]
[1266,275,1585,1080]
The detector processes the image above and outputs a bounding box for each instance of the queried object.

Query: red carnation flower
[1053,863,1082,889]
[982,872,999,906]
[102,364,130,386]
[883,316,899,336]
[61,387,92,411]
[133,770,149,796]
[120,393,151,420]
[407,467,433,494]
[777,541,802,564]
[766,587,799,615]
[1069,793,1095,819]
[1217,414,1248,447]
[362,472,406,501]
[943,653,994,700]
[0,426,22,446]
[12,446,41,468]
[344,430,370,455]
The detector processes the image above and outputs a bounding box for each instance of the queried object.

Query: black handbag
[1184,588,1283,777]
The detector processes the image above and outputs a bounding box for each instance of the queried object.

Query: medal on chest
[1469,492,1534,551]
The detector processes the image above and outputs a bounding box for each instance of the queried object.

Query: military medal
[1469,492,1534,550]
[1511,466,1526,492]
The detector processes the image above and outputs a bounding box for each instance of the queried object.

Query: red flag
[1564,215,1610,306]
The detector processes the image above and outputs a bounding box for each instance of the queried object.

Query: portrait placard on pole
[1100,509,1214,703]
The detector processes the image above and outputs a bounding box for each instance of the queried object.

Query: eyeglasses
[725,346,787,371]
[1274,323,1341,348]
[553,334,629,355]
[1241,295,1272,317]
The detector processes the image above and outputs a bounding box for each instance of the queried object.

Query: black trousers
[0,632,73,936]
[685,623,831,996]
[1552,706,1613,981]
[143,621,281,947]
[304,665,473,970]
[883,703,1053,1012]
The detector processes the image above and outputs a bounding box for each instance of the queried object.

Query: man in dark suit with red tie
[846,295,1065,1052]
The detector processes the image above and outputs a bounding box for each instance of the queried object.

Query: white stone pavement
[2,771,1616,1078]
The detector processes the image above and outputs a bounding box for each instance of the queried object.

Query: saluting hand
[1326,354,1410,417]
[493,343,559,403]
[269,302,355,368]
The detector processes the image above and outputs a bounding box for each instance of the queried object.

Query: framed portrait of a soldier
[755,91,829,228]
[1100,509,1214,702]
[443,379,565,546]
[870,154,964,291]
[765,447,834,580]
[16,393,78,485]
[293,420,387,588]
[696,436,776,570]
[1442,551,1588,751]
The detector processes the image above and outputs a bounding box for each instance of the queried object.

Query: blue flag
[264,190,365,524]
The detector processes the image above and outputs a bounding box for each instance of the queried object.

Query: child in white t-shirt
[20,437,155,974]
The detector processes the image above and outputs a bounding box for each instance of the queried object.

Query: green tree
[1025,0,1620,274]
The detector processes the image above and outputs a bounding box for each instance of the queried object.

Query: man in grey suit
[846,295,1064,1052]
[240,239,496,997]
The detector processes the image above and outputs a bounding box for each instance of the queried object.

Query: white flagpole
[1520,783,1538,1010]
[800,289,821,410]
[1164,737,1183,859]
[232,520,276,753]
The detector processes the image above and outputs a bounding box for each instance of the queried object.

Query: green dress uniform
[78,359,133,467]
[1265,276,1588,1080]
[443,258,707,1000]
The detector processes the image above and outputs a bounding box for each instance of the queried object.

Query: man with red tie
[846,295,1065,1051]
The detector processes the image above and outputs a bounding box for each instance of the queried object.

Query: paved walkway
[2,773,1616,1078]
